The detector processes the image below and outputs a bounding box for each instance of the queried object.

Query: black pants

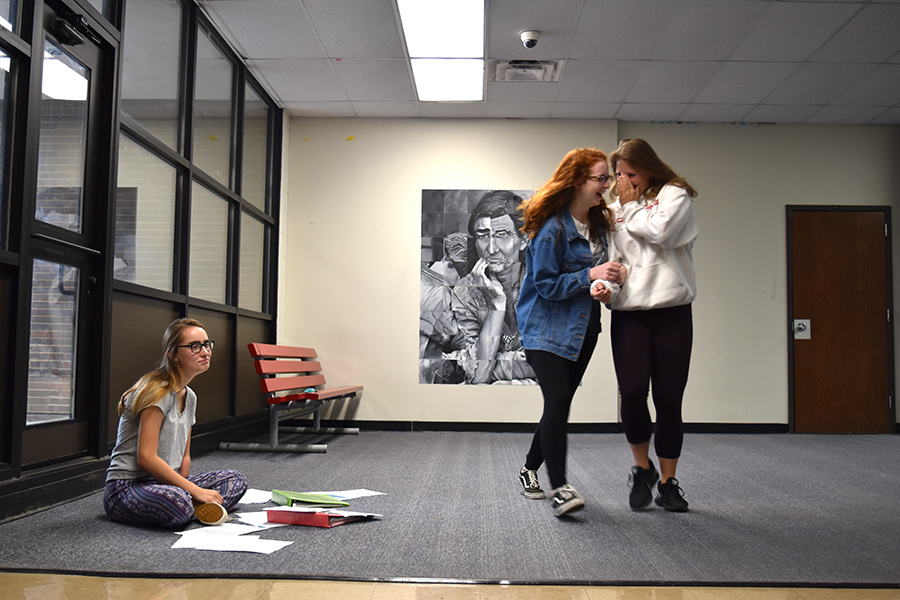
[524,334,598,490]
[611,304,693,459]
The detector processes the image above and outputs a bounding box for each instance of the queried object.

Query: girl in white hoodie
[591,139,698,512]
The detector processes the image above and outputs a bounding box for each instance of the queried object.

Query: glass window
[238,214,264,312]
[27,259,79,425]
[35,41,89,233]
[242,82,268,211]
[193,25,233,187]
[189,182,228,303]
[114,134,177,291]
[0,1,16,32]
[85,1,114,22]
[0,49,11,247]
[120,0,182,151]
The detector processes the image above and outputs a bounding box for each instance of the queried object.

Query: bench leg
[218,441,327,453]
[279,426,359,436]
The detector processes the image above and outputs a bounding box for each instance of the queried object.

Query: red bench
[219,343,363,453]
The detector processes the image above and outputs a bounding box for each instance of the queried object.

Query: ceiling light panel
[397,0,484,58]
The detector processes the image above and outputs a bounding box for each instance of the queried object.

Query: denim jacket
[516,209,603,361]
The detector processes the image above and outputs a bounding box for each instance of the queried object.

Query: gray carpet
[1,431,898,586]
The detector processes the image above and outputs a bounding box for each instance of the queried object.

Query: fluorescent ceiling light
[397,0,484,58]
[410,59,484,102]
[398,0,485,101]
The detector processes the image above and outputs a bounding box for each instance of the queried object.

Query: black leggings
[524,335,598,490]
[611,304,692,459]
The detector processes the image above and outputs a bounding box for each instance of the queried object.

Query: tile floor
[1,573,899,600]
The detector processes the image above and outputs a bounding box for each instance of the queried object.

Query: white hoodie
[595,184,698,311]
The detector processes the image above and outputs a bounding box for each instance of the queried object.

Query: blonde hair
[117,318,205,416]
[519,148,611,239]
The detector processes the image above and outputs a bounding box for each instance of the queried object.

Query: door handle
[793,319,811,340]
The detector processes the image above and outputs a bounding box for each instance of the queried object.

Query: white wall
[283,118,900,426]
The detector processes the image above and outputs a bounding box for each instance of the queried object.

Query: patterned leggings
[104,470,248,528]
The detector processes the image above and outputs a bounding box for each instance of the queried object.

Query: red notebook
[266,506,381,528]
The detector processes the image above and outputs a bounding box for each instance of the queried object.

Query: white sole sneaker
[551,485,585,517]
[194,502,229,525]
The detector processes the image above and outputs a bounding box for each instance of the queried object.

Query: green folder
[271,489,350,508]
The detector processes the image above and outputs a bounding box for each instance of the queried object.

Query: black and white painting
[420,189,537,385]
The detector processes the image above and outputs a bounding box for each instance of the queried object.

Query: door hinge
[890,395,894,410]
[889,309,892,323]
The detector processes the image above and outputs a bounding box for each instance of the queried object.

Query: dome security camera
[520,30,540,49]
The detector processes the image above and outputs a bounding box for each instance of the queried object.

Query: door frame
[786,204,895,433]
[8,0,117,473]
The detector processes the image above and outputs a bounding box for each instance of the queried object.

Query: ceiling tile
[616,103,689,122]
[550,102,620,119]
[870,107,900,125]
[807,105,887,125]
[487,81,560,103]
[485,102,554,119]
[764,62,875,105]
[626,61,722,103]
[419,103,488,118]
[570,1,678,61]
[250,59,347,102]
[678,104,754,123]
[333,59,415,102]
[353,102,422,118]
[810,3,900,63]
[302,0,406,58]
[695,62,798,104]
[832,64,900,106]
[742,104,821,124]
[199,0,323,59]
[196,0,900,124]
[731,2,859,62]
[650,0,769,61]
[555,60,642,103]
[486,0,582,60]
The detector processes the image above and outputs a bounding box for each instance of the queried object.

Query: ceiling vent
[492,60,563,83]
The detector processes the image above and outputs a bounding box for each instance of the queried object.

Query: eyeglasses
[586,175,611,184]
[177,340,215,353]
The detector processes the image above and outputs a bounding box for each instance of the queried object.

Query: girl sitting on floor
[104,318,247,527]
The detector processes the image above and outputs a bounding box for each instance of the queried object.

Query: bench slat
[304,385,364,401]
[259,374,326,394]
[248,343,317,360]
[255,360,322,375]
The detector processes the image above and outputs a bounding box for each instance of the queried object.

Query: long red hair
[519,148,611,239]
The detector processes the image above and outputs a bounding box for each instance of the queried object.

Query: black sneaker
[628,461,659,510]
[518,467,545,499]
[551,484,584,517]
[655,478,689,512]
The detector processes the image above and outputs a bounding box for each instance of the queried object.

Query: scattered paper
[237,488,274,505]
[231,511,288,528]
[172,531,292,554]
[176,522,264,536]
[309,489,386,500]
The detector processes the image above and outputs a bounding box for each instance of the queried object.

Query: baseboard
[0,458,109,524]
[316,420,790,434]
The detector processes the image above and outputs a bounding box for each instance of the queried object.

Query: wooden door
[788,207,893,433]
